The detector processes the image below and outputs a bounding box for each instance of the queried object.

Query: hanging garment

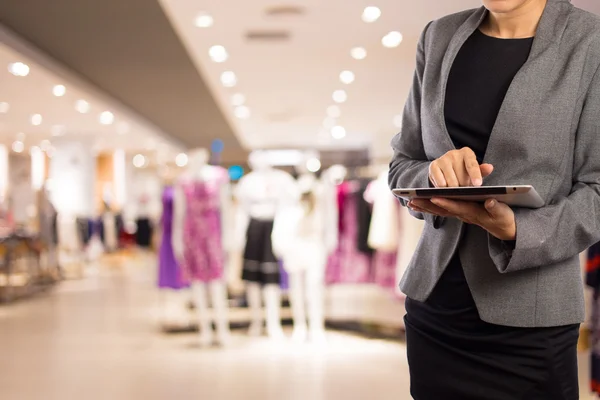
[364,174,402,290]
[356,179,374,255]
[326,182,371,284]
[158,187,188,289]
[135,218,153,248]
[587,242,600,395]
[180,177,226,283]
[242,218,280,285]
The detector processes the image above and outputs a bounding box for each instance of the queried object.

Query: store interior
[0,0,600,399]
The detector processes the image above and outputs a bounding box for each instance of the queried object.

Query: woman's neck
[481,0,547,39]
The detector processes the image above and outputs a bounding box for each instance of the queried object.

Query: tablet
[392,185,544,209]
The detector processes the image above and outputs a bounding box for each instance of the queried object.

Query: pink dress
[326,182,371,284]
[180,173,226,283]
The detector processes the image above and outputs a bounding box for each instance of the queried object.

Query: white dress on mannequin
[272,176,328,343]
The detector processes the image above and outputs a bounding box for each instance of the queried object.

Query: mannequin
[235,150,299,339]
[272,169,327,343]
[172,148,231,346]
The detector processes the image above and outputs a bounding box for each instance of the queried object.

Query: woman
[389,0,600,398]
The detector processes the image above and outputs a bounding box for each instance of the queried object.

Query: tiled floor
[0,260,595,399]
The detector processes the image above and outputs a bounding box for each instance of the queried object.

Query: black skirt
[242,218,280,285]
[405,254,580,400]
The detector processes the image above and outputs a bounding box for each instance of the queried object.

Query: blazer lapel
[482,0,572,186]
[437,7,488,154]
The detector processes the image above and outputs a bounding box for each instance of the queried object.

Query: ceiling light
[231,93,246,106]
[351,47,367,60]
[8,62,30,77]
[209,45,228,63]
[117,122,130,135]
[194,12,214,28]
[382,31,403,48]
[340,70,355,84]
[75,99,90,113]
[30,114,43,126]
[221,71,237,87]
[331,125,346,139]
[0,102,9,114]
[11,141,24,153]
[51,125,66,136]
[99,111,114,125]
[323,117,336,129]
[175,153,188,167]
[40,140,52,151]
[362,6,381,23]
[306,158,321,173]
[132,154,146,168]
[332,90,347,103]
[52,85,66,97]
[393,114,403,128]
[327,105,341,118]
[235,105,251,119]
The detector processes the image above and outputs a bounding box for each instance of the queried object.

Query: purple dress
[180,173,226,283]
[158,187,188,289]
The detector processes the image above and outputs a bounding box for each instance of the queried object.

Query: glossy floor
[0,260,594,400]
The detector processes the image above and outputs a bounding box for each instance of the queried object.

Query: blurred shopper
[389,0,600,398]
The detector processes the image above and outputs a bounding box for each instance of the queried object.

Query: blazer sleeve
[388,21,434,221]
[489,64,600,273]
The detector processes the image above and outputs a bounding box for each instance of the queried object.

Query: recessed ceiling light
[231,93,246,106]
[327,105,341,118]
[8,62,30,77]
[99,111,114,125]
[30,114,43,126]
[175,153,188,167]
[340,70,355,84]
[11,141,24,153]
[51,125,66,136]
[306,158,321,173]
[393,114,403,128]
[323,117,336,129]
[194,12,214,28]
[235,105,251,119]
[382,31,403,48]
[221,71,237,87]
[332,90,347,103]
[75,99,90,114]
[0,102,9,113]
[331,125,346,139]
[52,85,66,97]
[40,140,52,151]
[209,45,228,63]
[362,6,381,23]
[351,47,367,60]
[132,154,146,168]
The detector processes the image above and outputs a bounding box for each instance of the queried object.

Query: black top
[408,30,539,327]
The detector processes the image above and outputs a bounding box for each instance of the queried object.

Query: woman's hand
[409,198,516,241]
[429,147,494,187]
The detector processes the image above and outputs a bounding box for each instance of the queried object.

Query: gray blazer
[389,0,600,328]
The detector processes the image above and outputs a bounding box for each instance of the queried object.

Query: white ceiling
[159,0,482,160]
[159,0,600,161]
[0,26,184,157]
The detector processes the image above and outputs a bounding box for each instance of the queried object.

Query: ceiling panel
[0,0,244,160]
